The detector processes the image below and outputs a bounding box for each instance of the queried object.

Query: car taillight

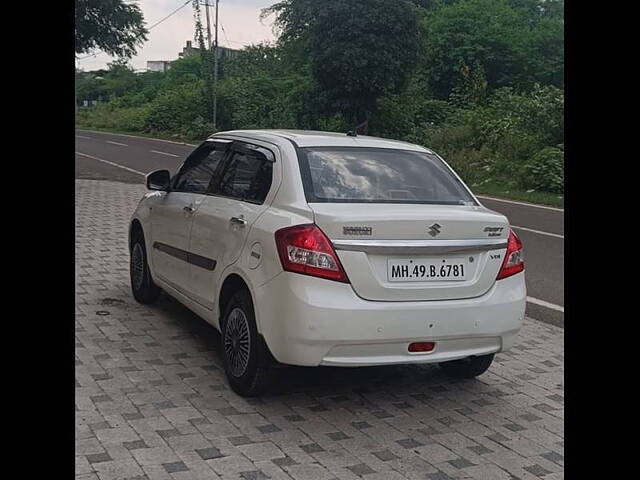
[496,229,524,280]
[275,224,349,283]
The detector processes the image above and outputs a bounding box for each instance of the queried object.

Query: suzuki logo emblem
[428,223,441,237]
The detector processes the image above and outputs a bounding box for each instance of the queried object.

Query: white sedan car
[129,130,526,396]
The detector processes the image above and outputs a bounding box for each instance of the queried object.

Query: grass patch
[472,179,564,208]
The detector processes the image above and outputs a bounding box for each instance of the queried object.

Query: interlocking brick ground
[76,180,564,480]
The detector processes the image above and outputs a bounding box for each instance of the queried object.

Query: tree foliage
[419,0,563,99]
[76,0,564,194]
[264,0,419,124]
[76,0,148,58]
[522,146,564,193]
[217,43,311,130]
[102,59,140,98]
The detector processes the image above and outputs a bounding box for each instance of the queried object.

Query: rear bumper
[254,272,526,367]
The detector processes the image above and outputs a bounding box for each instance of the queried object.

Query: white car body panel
[149,190,198,287]
[186,137,284,310]
[310,202,509,301]
[130,129,526,367]
[254,271,525,366]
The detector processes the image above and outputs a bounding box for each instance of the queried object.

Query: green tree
[509,0,564,19]
[223,44,291,80]
[217,43,311,130]
[264,0,419,125]
[412,0,444,9]
[76,70,106,105]
[76,0,148,58]
[145,81,210,136]
[420,0,563,99]
[137,71,165,102]
[370,72,452,140]
[164,55,203,87]
[102,59,141,99]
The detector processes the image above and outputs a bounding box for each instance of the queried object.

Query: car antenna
[347,119,368,137]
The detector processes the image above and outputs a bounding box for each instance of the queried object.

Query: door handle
[230,216,247,226]
[183,205,195,214]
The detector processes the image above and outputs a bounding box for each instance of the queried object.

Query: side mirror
[146,170,171,191]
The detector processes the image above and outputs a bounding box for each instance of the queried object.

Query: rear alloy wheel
[130,232,161,304]
[224,308,251,378]
[221,290,273,396]
[439,354,495,379]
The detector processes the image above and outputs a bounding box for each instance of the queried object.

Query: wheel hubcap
[131,243,145,291]
[224,307,251,377]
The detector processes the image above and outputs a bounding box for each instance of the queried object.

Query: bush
[145,82,210,136]
[371,72,452,141]
[316,113,350,133]
[441,148,492,184]
[218,75,308,130]
[110,92,149,108]
[75,103,150,132]
[75,37,564,196]
[118,106,150,131]
[183,116,214,141]
[418,124,477,153]
[521,146,564,194]
[409,85,564,192]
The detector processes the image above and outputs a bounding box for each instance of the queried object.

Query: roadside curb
[530,316,564,329]
[526,302,564,328]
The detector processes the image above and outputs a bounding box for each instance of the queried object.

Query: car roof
[211,129,432,153]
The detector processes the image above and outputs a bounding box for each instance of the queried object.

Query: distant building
[145,41,241,74]
[217,46,241,61]
[146,60,171,73]
[178,40,199,58]
[177,40,240,61]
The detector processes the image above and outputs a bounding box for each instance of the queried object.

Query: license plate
[387,257,468,282]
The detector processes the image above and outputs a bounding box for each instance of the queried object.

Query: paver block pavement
[76,180,564,479]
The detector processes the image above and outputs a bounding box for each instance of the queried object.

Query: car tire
[221,289,273,397]
[439,354,495,379]
[130,231,161,304]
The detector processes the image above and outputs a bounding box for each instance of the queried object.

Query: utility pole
[204,1,212,49]
[201,0,219,130]
[213,0,219,131]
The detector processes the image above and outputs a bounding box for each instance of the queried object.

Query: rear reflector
[408,342,436,353]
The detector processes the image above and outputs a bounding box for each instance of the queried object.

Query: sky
[77,0,277,72]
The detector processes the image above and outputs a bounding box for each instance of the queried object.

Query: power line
[147,0,191,30]
[76,52,107,62]
[200,1,237,49]
[220,23,230,47]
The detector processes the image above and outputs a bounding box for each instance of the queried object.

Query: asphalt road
[75,129,564,327]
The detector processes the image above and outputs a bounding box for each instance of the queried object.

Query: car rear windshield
[297,147,477,205]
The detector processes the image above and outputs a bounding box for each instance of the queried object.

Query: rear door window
[213,146,273,204]
[298,147,476,205]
